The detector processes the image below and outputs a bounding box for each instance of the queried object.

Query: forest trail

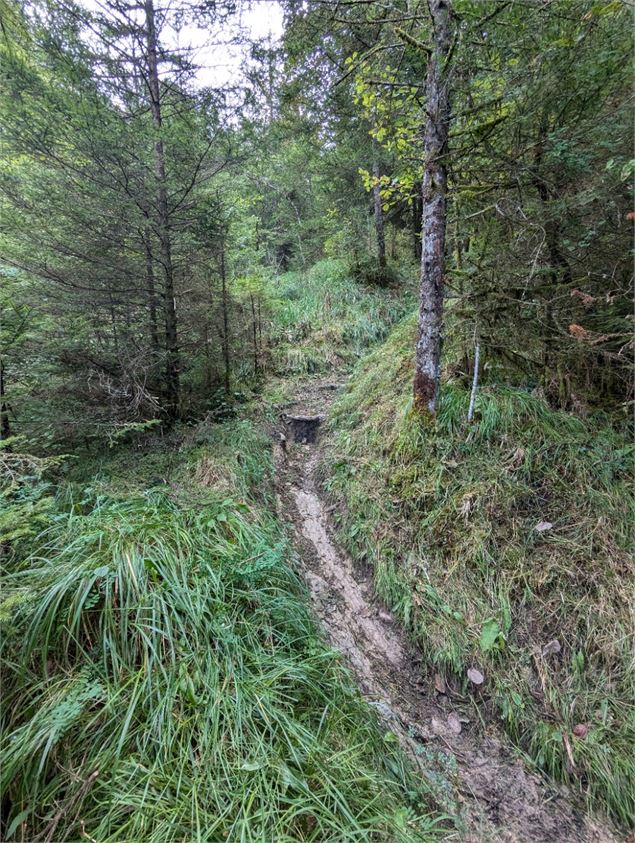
[273,378,621,843]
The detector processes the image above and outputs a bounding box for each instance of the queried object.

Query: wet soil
[273,377,622,843]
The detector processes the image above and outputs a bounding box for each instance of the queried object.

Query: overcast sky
[182,1,285,88]
[78,0,284,88]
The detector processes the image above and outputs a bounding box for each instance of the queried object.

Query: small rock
[431,716,446,736]
[467,667,485,686]
[434,673,447,694]
[542,639,561,657]
[509,447,525,468]
[447,712,462,735]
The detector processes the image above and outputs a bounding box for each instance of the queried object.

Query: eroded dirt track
[274,379,621,843]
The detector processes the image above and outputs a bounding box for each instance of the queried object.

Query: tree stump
[281,414,324,444]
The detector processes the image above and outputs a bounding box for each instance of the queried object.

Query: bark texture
[219,237,231,396]
[413,0,452,415]
[532,115,573,406]
[143,232,160,353]
[372,152,386,269]
[0,357,10,441]
[145,0,180,420]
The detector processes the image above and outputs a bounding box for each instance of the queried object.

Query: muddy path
[273,378,621,843]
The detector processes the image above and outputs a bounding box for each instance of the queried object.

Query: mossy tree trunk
[413,0,452,416]
[372,147,386,270]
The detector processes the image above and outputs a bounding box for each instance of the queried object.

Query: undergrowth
[325,315,635,829]
[0,420,443,842]
[269,258,413,376]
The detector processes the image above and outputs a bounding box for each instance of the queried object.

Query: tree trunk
[143,232,160,354]
[413,0,452,416]
[144,0,179,420]
[412,193,422,262]
[532,115,572,406]
[372,148,386,270]
[203,320,213,391]
[108,292,119,357]
[220,237,231,396]
[0,357,11,442]
[250,293,259,375]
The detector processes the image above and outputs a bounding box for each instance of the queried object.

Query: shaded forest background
[1,0,632,445]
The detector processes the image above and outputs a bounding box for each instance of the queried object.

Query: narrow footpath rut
[273,379,621,843]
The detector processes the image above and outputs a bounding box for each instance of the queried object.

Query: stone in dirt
[542,639,561,657]
[447,712,463,735]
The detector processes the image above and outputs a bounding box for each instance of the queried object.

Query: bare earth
[273,378,622,843]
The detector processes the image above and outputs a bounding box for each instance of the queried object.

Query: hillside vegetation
[270,259,413,377]
[325,316,634,827]
[0,416,443,842]
[1,0,632,839]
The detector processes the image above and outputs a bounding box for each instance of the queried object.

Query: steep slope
[323,316,634,830]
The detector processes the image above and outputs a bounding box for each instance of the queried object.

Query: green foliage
[325,317,635,827]
[0,419,442,842]
[0,438,60,549]
[106,419,161,447]
[269,259,413,376]
[347,254,400,288]
[331,0,633,409]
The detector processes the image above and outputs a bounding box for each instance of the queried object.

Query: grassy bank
[269,258,413,376]
[325,316,634,828]
[0,420,442,842]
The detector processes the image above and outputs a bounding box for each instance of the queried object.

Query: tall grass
[325,315,635,828]
[269,259,414,375]
[0,421,442,842]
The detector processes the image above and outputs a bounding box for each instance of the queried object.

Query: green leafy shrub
[347,255,400,288]
[0,438,60,552]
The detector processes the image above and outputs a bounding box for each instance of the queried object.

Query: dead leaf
[562,732,577,772]
[447,712,462,735]
[573,723,589,739]
[568,324,611,345]
[459,494,476,520]
[542,639,561,657]
[467,667,484,686]
[434,673,447,694]
[535,521,553,533]
[509,447,525,469]
[569,323,592,340]
[570,289,595,307]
